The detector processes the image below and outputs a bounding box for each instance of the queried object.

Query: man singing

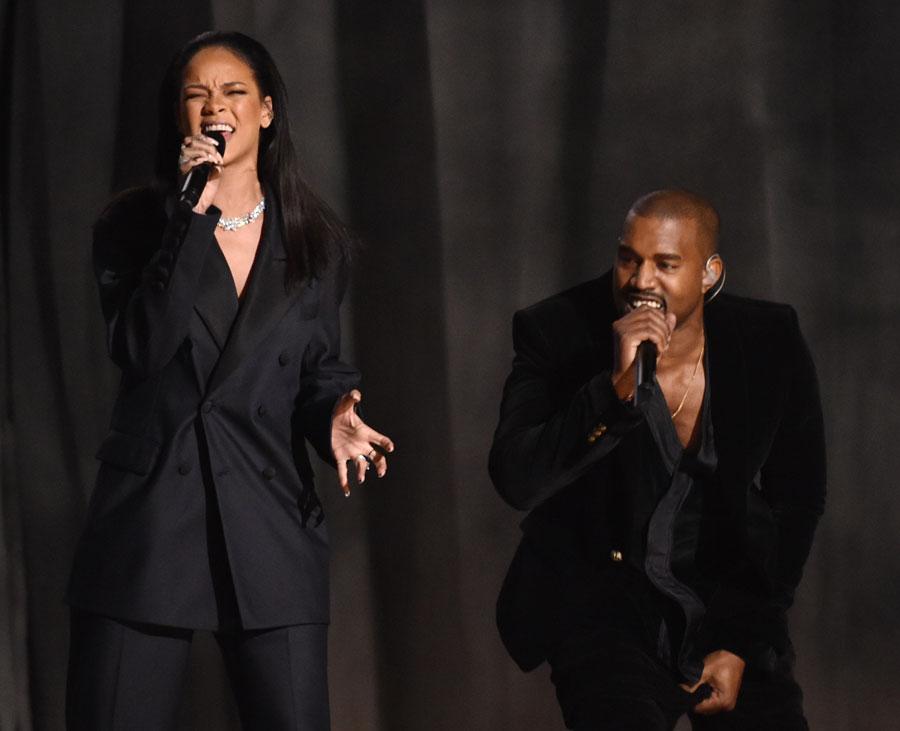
[489,190,825,730]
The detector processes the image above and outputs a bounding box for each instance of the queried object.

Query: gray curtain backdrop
[2,1,898,728]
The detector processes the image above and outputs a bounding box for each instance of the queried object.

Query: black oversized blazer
[68,187,360,630]
[489,272,826,672]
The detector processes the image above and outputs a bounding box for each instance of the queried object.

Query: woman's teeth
[202,124,234,133]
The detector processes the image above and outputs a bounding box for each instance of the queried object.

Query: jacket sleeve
[488,307,643,511]
[759,309,827,606]
[295,251,362,465]
[93,191,220,379]
[700,307,826,665]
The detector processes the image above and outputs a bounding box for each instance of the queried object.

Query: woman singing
[66,31,393,729]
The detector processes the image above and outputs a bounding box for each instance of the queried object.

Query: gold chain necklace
[670,337,705,419]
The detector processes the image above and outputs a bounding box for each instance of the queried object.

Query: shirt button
[262,466,277,480]
[610,549,623,562]
[257,404,268,417]
[202,401,214,414]
[177,463,192,476]
[278,351,291,366]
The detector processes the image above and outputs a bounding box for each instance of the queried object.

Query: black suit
[489,273,825,727]
[67,187,357,728]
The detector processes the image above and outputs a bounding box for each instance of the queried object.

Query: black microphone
[179,130,226,208]
[633,340,657,406]
[631,298,666,406]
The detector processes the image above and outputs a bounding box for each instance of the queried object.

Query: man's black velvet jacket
[489,272,826,673]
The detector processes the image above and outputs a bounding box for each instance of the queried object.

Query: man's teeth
[632,299,663,310]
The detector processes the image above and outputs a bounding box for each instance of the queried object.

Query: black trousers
[66,610,330,730]
[546,558,808,731]
[551,636,807,731]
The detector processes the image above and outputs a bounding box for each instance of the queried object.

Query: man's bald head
[623,189,720,258]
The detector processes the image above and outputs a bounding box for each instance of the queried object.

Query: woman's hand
[331,390,395,496]
[178,134,224,214]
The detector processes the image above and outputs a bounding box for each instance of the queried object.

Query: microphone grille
[207,130,227,157]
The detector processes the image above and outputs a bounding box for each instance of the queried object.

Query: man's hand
[611,306,676,399]
[681,650,746,715]
[331,390,395,496]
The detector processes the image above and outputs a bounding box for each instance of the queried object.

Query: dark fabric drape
[2,1,899,729]
[335,5,472,730]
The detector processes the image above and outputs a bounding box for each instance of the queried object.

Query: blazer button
[587,423,607,444]
[177,463,192,476]
[257,404,268,417]
[202,401,214,414]
[262,466,277,480]
[610,549,623,562]
[278,351,291,366]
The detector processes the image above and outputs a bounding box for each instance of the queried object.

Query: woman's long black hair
[155,31,349,285]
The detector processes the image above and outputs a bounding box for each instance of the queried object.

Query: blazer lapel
[194,243,239,351]
[206,197,297,395]
[161,189,238,352]
[705,299,752,502]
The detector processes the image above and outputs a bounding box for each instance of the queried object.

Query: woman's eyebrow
[182,80,247,90]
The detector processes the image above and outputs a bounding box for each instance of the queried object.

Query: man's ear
[702,254,723,290]
[703,254,725,302]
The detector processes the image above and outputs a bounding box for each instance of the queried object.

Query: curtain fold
[335,4,472,729]
[1,1,32,727]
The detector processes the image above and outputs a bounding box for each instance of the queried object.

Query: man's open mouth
[625,294,666,312]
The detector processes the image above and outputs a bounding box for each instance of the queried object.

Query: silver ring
[356,454,369,463]
[178,155,189,165]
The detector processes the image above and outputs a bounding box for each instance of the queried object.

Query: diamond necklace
[217,197,266,232]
